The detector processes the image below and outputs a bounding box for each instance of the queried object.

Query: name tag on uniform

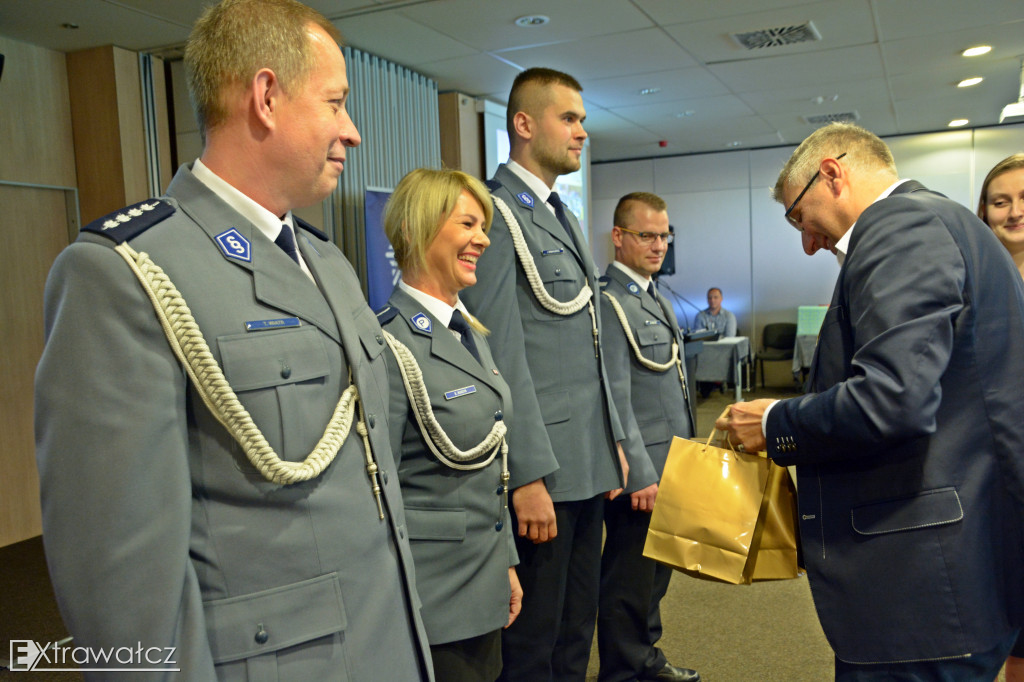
[245,317,301,331]
[444,385,477,400]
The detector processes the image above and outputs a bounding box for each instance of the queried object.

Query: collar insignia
[411,312,432,334]
[215,228,251,262]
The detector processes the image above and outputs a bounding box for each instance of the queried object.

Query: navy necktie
[275,224,300,264]
[449,310,481,364]
[547,191,573,237]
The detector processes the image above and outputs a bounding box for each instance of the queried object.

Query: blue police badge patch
[627,281,642,297]
[516,192,535,208]
[215,228,251,262]
[411,312,432,334]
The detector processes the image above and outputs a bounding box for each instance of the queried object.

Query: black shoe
[644,663,701,682]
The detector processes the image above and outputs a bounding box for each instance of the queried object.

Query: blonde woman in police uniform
[378,168,522,681]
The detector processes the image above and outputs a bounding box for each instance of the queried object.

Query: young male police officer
[461,67,632,680]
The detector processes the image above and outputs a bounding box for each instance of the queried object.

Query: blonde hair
[977,153,1024,224]
[384,168,493,275]
[184,0,343,139]
[773,122,897,204]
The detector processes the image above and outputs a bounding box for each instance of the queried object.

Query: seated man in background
[695,287,736,338]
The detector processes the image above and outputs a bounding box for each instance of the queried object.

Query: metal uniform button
[280,364,291,379]
[494,410,503,421]
[495,521,504,532]
[376,333,384,345]
[554,268,562,276]
[254,624,269,645]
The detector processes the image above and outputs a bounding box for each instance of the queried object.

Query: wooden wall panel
[0,36,77,187]
[0,186,71,547]
[67,46,125,223]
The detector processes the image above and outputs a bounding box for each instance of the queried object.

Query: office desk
[695,336,750,401]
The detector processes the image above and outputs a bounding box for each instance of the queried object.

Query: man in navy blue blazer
[718,122,1024,680]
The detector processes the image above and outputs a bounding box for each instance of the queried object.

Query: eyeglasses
[784,152,846,227]
[618,226,674,244]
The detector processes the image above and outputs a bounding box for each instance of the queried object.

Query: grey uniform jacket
[379,287,517,645]
[461,163,625,502]
[35,164,432,681]
[767,181,1024,663]
[600,267,694,493]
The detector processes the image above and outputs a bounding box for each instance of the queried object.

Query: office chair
[755,322,797,388]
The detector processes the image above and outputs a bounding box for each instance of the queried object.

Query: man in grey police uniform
[598,193,700,682]
[461,67,633,680]
[33,1,431,679]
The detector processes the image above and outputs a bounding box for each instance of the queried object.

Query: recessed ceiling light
[726,141,742,147]
[638,87,661,96]
[957,77,984,87]
[675,110,695,118]
[514,15,549,27]
[948,118,969,127]
[962,45,991,57]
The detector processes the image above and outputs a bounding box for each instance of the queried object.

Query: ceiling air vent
[732,21,821,50]
[802,111,860,125]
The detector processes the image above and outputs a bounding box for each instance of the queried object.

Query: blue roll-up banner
[364,187,399,310]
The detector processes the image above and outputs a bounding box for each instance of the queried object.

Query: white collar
[192,158,295,243]
[611,260,652,291]
[398,280,472,330]
[835,179,908,265]
[506,159,560,218]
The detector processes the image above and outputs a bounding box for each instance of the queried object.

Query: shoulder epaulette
[81,199,175,244]
[375,304,399,325]
[485,178,502,192]
[598,275,611,289]
[295,216,329,242]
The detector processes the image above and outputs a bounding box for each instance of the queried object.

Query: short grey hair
[773,122,897,204]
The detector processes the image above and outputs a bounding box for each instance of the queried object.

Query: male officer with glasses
[717,122,1024,681]
[597,192,700,682]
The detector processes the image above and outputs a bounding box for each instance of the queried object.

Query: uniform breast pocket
[527,252,585,320]
[218,326,331,462]
[635,325,670,350]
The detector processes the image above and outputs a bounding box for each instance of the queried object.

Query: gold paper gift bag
[643,433,800,585]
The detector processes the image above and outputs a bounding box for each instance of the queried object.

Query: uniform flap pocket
[636,326,668,347]
[536,253,577,283]
[537,389,571,425]
[219,326,329,391]
[405,506,466,541]
[204,573,347,664]
[851,487,963,536]
[638,419,670,446]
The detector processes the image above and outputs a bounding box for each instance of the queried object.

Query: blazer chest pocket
[851,487,963,535]
[219,326,329,391]
[204,573,348,665]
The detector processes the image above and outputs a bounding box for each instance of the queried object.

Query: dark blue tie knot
[449,309,482,364]
[275,224,300,264]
